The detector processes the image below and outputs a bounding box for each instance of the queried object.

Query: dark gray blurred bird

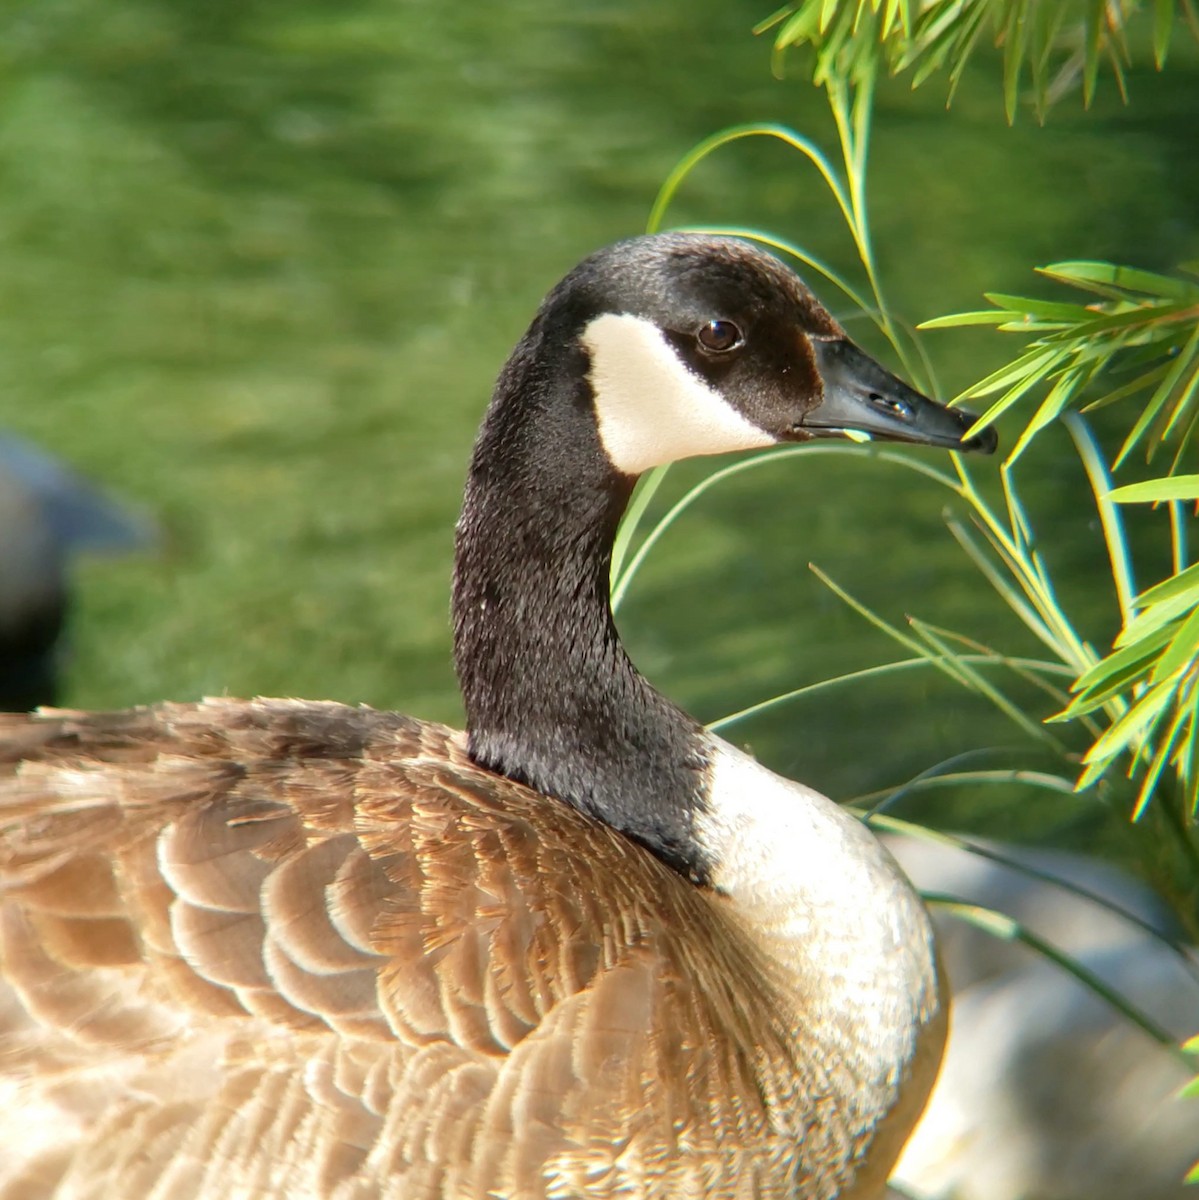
[0,435,155,711]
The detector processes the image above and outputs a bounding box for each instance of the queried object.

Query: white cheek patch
[582,313,777,475]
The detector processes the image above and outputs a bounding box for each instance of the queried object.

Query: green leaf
[1002,0,1026,123]
[1071,621,1175,695]
[752,4,793,36]
[943,514,1060,653]
[963,346,1065,401]
[1110,475,1199,503]
[1161,355,1199,440]
[1155,0,1176,66]
[1062,625,1175,716]
[982,293,1095,323]
[1132,693,1193,818]
[1114,322,1199,466]
[883,0,910,40]
[1118,588,1198,648]
[909,617,1063,748]
[1041,261,1199,302]
[1083,0,1104,107]
[1057,301,1189,341]
[1080,362,1170,414]
[1153,604,1199,683]
[1105,28,1130,104]
[919,309,1013,330]
[1135,560,1199,610]
[1084,676,1178,766]
[1006,368,1085,465]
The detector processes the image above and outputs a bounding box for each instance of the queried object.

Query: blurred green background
[3,0,1197,847]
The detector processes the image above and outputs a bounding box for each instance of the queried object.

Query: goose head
[455,232,994,878]
[541,232,996,477]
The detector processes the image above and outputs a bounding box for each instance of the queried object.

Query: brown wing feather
[0,698,806,1200]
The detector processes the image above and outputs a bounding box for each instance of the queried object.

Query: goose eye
[696,319,744,355]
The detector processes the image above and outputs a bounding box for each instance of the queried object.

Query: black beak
[801,338,997,454]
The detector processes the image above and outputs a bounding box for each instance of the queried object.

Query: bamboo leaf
[1080,362,1170,414]
[1084,0,1099,105]
[1118,589,1196,647]
[1006,368,1085,465]
[1064,659,1158,718]
[1132,687,1194,818]
[1155,0,1177,66]
[1110,475,1199,503]
[1084,677,1178,766]
[1152,604,1199,683]
[1002,0,1026,123]
[1068,622,1176,705]
[963,346,1065,401]
[1114,322,1199,466]
[1135,561,1199,610]
[1041,261,1199,302]
[982,293,1095,322]
[919,309,1014,330]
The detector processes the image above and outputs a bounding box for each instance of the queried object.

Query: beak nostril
[869,393,912,421]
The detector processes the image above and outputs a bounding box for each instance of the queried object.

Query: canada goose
[0,233,996,1200]
[0,434,156,711]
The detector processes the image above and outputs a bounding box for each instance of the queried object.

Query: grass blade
[926,896,1188,1060]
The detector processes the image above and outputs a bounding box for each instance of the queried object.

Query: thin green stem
[709,654,1073,733]
[925,895,1191,1063]
[611,442,962,610]
[1170,500,1189,575]
[868,811,1199,986]
[1063,411,1137,627]
[679,225,878,333]
[826,75,924,382]
[611,467,668,589]
[648,124,853,239]
[953,454,1096,679]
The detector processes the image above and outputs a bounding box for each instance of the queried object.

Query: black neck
[452,318,711,881]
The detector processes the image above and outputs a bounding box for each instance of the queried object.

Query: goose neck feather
[453,315,713,882]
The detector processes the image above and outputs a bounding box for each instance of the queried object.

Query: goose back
[0,698,912,1200]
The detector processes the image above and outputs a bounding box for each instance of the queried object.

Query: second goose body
[0,233,994,1199]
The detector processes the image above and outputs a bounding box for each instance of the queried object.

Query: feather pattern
[0,697,905,1200]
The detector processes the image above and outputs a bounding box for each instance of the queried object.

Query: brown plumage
[0,699,898,1199]
[0,234,990,1198]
